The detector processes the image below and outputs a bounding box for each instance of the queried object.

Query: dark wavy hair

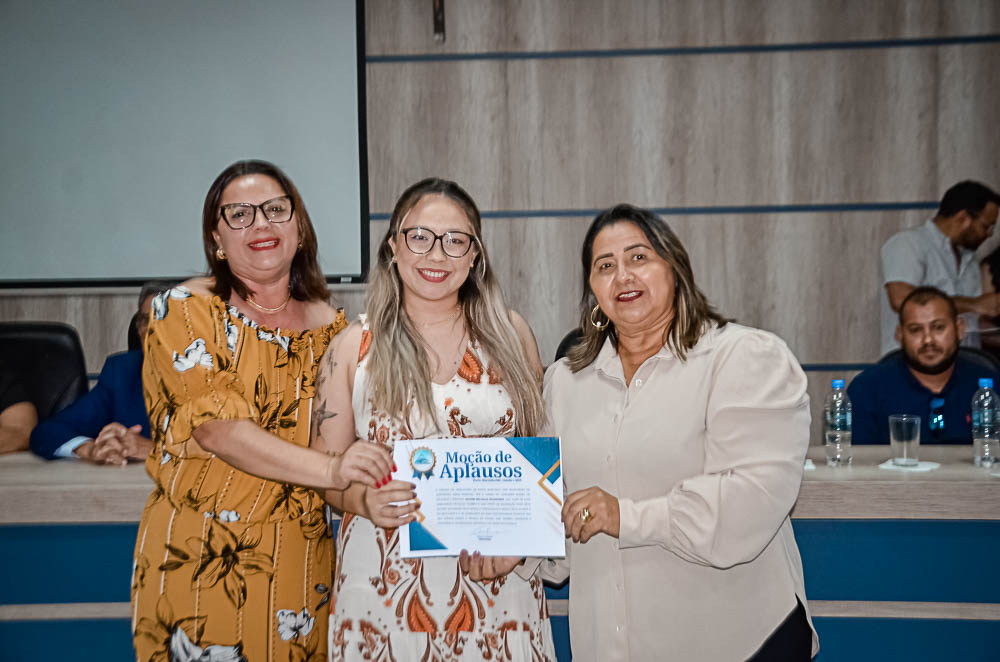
[202,160,328,302]
[567,204,729,371]
[938,180,1000,219]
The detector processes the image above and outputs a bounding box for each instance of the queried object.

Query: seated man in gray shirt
[881,180,1000,357]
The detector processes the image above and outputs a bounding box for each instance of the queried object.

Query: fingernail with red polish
[393,463,398,472]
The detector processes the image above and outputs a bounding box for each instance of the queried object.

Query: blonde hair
[365,178,545,435]
[568,204,729,371]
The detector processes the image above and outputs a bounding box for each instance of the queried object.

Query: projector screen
[0,0,367,285]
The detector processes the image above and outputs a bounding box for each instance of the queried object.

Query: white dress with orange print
[329,323,555,662]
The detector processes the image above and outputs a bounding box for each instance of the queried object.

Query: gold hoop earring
[590,304,608,330]
[216,246,226,261]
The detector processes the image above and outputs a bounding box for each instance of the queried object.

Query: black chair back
[878,347,1000,374]
[127,313,141,352]
[0,322,88,419]
[554,328,584,362]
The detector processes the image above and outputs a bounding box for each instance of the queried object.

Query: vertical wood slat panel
[0,287,367,374]
[0,293,135,374]
[366,0,1000,55]
[367,44,1000,213]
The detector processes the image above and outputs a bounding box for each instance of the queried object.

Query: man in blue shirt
[850,286,1000,445]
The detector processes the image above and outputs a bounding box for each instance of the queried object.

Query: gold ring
[580,507,592,523]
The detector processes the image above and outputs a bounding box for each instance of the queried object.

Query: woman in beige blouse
[541,204,819,661]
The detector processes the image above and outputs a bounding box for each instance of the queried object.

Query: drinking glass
[889,414,920,467]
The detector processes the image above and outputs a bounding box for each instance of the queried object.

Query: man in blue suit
[30,282,169,464]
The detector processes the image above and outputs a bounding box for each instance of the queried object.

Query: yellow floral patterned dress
[131,287,346,662]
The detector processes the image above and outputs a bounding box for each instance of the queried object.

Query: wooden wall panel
[365,60,512,212]
[673,209,929,363]
[937,44,1000,182]
[0,292,135,374]
[367,1,1000,55]
[0,286,367,374]
[367,43,1000,212]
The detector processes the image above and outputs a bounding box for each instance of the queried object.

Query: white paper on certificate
[392,437,565,558]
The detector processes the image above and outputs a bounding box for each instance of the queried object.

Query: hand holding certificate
[391,436,565,558]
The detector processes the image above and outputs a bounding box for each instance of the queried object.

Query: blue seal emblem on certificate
[410,446,436,479]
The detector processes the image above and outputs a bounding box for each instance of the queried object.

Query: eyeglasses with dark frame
[399,226,476,258]
[219,195,294,230]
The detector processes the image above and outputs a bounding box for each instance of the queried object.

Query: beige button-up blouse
[539,322,819,661]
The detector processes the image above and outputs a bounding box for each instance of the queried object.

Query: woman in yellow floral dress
[132,161,392,662]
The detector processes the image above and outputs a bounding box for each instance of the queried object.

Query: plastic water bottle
[825,379,852,467]
[971,378,998,468]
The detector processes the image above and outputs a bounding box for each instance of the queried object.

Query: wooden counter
[2,445,999,524]
[796,444,1000,520]
[2,447,999,662]
[0,453,151,524]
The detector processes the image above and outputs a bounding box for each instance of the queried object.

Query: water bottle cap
[831,379,845,389]
[980,378,994,389]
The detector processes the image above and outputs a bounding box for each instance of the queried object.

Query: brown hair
[365,178,545,435]
[899,286,958,324]
[567,203,729,371]
[202,160,328,302]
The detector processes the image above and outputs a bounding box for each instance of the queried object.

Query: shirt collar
[591,323,723,382]
[898,352,960,397]
[593,336,626,382]
[925,218,974,262]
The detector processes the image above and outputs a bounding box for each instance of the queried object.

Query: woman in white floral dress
[313,179,556,661]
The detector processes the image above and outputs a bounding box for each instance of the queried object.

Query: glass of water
[889,414,920,467]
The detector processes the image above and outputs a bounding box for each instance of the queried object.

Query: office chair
[0,322,88,419]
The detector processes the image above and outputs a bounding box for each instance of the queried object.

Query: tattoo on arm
[312,398,338,440]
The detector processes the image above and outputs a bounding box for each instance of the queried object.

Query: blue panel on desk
[550,614,572,661]
[544,578,569,600]
[0,619,135,661]
[0,523,138,605]
[812,617,1000,662]
[793,519,1000,603]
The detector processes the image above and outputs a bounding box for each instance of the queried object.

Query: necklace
[246,291,291,313]
[414,307,462,329]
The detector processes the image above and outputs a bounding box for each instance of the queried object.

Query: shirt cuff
[53,436,92,459]
[617,496,670,550]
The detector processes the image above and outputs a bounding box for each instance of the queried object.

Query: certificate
[392,437,565,558]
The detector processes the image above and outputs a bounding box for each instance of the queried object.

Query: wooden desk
[2,448,999,662]
[0,453,150,524]
[4,446,999,524]
[796,444,1000,520]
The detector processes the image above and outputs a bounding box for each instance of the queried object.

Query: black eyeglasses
[399,226,475,258]
[929,397,946,438]
[219,196,294,230]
